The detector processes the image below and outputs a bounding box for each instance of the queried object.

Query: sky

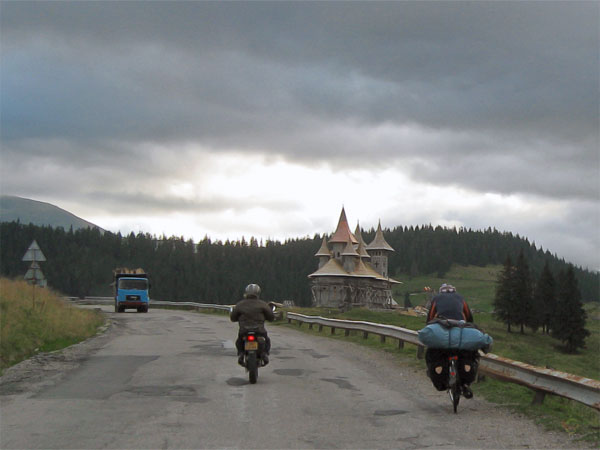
[1,1,598,271]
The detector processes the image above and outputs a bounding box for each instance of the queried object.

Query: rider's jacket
[427,292,473,323]
[230,297,275,334]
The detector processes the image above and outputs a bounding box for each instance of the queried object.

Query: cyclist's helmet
[244,283,261,299]
[439,283,456,293]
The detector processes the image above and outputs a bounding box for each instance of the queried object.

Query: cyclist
[425,284,478,398]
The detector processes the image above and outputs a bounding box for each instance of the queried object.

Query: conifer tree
[494,255,515,332]
[533,261,556,334]
[551,266,590,353]
[513,249,533,334]
[404,291,412,309]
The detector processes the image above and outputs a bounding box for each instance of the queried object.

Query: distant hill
[0,195,103,231]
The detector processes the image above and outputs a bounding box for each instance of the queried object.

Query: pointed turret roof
[308,258,349,278]
[341,240,359,256]
[328,207,358,244]
[314,235,331,257]
[354,223,371,258]
[366,220,394,252]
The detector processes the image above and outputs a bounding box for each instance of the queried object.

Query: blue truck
[114,269,150,313]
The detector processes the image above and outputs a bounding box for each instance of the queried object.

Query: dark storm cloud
[3,1,596,138]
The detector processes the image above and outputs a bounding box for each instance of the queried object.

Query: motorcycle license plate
[245,341,258,351]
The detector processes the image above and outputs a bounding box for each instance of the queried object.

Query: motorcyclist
[425,284,478,399]
[230,283,275,366]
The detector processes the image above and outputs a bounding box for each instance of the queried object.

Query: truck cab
[114,273,150,313]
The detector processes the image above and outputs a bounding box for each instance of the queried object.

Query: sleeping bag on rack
[418,322,493,351]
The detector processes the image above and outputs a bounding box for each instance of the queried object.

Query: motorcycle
[240,330,267,384]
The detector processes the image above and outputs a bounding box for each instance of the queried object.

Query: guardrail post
[287,318,292,324]
[416,346,424,359]
[380,335,386,343]
[398,340,404,349]
[345,329,350,337]
[532,390,546,406]
[331,327,336,335]
[308,323,313,330]
[362,331,369,339]
[318,325,323,332]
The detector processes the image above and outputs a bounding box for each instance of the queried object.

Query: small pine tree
[551,266,590,353]
[494,255,515,332]
[404,291,412,309]
[534,261,556,334]
[513,250,533,334]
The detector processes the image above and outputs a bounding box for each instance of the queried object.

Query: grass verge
[0,278,105,374]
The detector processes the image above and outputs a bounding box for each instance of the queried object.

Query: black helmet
[244,283,261,298]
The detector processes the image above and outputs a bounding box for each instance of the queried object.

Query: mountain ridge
[0,195,103,231]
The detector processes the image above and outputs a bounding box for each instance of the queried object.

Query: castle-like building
[308,208,401,309]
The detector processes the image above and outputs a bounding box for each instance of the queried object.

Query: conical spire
[341,240,359,256]
[366,220,394,251]
[328,207,358,244]
[354,223,371,258]
[314,234,332,257]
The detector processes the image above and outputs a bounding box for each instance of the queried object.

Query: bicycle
[447,354,461,413]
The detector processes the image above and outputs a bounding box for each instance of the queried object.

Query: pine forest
[1,221,598,306]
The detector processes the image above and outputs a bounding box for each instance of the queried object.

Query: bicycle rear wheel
[448,358,461,413]
[451,384,460,413]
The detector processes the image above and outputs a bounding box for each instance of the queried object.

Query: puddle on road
[374,409,408,416]
[126,385,209,403]
[273,369,304,376]
[320,378,359,391]
[226,377,249,386]
[300,349,329,359]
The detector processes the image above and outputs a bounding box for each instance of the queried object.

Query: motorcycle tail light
[247,335,255,341]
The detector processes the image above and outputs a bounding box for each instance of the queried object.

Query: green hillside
[393,264,501,312]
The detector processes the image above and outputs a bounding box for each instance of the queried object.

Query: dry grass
[0,278,104,372]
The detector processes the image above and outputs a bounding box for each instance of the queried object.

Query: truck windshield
[119,279,148,290]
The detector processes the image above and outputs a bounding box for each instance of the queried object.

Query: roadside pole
[22,240,47,308]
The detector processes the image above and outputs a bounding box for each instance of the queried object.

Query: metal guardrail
[66,297,232,312]
[67,298,599,410]
[286,312,600,410]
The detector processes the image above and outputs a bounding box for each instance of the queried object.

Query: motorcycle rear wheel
[247,352,258,384]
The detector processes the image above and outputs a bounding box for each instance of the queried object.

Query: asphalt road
[0,307,582,449]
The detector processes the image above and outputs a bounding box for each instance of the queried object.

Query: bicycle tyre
[452,384,460,413]
[449,358,461,413]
